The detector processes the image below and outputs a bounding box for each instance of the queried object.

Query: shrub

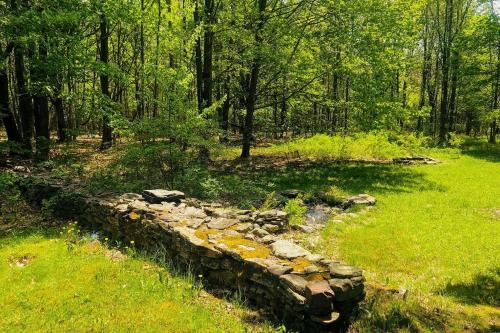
[284,198,307,226]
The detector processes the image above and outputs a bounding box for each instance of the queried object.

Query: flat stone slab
[329,263,363,278]
[343,194,376,208]
[142,189,185,204]
[207,218,239,230]
[271,240,311,259]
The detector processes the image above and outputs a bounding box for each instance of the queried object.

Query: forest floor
[0,134,499,332]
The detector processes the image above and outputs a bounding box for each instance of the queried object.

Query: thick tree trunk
[33,42,50,160]
[0,66,21,144]
[52,77,67,143]
[100,11,113,149]
[241,0,267,159]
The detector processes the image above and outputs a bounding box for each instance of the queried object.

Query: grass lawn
[1,135,498,332]
[0,231,274,333]
[213,138,499,331]
[308,141,499,332]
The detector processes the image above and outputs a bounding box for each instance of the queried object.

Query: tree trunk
[489,36,499,144]
[0,65,21,144]
[202,0,214,110]
[194,1,203,113]
[439,0,453,144]
[100,10,113,149]
[14,42,34,156]
[241,0,267,159]
[448,50,459,132]
[33,42,50,160]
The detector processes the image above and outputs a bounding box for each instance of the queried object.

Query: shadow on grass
[439,268,500,307]
[460,139,500,163]
[241,162,446,196]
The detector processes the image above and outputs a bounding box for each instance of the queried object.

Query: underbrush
[216,132,456,161]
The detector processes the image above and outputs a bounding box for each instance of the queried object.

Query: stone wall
[18,177,365,333]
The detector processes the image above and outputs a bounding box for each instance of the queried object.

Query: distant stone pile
[19,180,365,332]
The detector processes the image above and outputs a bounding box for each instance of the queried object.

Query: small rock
[105,249,126,262]
[260,235,277,244]
[234,223,252,233]
[304,265,319,274]
[281,189,304,199]
[292,224,314,233]
[343,194,376,209]
[262,224,280,233]
[251,228,270,238]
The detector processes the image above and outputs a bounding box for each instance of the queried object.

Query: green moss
[218,235,271,259]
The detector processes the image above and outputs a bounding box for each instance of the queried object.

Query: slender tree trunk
[53,79,67,143]
[448,50,459,132]
[489,37,499,144]
[344,78,349,134]
[152,0,161,117]
[100,10,113,148]
[221,82,230,141]
[194,1,203,113]
[14,42,34,156]
[439,0,453,144]
[202,0,214,110]
[418,7,430,133]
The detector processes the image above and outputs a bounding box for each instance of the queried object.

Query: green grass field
[0,231,274,333]
[308,141,499,332]
[1,136,498,332]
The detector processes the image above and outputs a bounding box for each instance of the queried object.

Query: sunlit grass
[312,141,500,332]
[0,231,273,333]
[215,132,454,161]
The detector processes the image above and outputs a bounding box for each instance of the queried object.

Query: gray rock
[207,218,239,230]
[281,189,304,199]
[280,274,308,294]
[343,194,376,208]
[234,223,253,233]
[329,263,362,278]
[268,265,293,277]
[292,224,315,233]
[305,253,324,263]
[329,278,364,302]
[271,240,311,259]
[304,265,319,274]
[260,235,278,244]
[305,280,334,315]
[142,189,186,204]
[262,223,280,233]
[251,228,270,238]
